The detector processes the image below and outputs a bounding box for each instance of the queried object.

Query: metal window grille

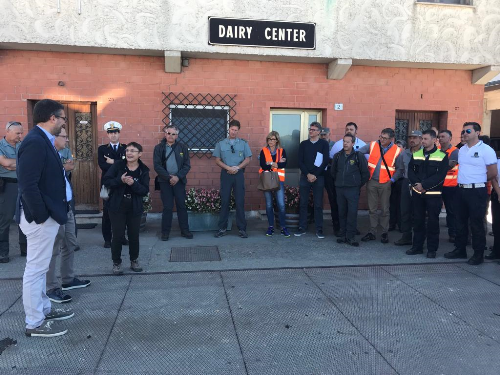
[395,119,409,142]
[162,92,237,158]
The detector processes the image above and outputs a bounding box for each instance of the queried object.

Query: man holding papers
[294,122,330,239]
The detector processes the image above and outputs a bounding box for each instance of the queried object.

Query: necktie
[113,145,117,152]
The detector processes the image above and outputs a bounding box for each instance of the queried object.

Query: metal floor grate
[170,246,221,262]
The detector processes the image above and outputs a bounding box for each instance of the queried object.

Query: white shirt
[329,137,366,159]
[457,141,497,184]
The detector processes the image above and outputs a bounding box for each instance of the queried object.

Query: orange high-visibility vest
[367,141,401,183]
[259,147,285,182]
[443,146,458,187]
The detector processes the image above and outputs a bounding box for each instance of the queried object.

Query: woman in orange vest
[259,131,289,237]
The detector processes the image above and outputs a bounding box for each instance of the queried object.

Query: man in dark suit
[98,121,127,248]
[153,125,193,241]
[17,99,74,337]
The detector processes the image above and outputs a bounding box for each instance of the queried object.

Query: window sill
[415,1,475,9]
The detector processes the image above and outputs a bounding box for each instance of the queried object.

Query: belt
[459,183,485,188]
[123,194,132,199]
[1,177,18,183]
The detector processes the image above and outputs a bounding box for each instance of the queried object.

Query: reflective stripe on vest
[258,147,285,182]
[367,141,401,183]
[411,148,446,194]
[443,146,458,187]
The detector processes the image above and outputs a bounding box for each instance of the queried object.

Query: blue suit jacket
[16,126,68,225]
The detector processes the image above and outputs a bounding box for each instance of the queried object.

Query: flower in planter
[143,193,152,213]
[279,185,314,213]
[185,188,236,213]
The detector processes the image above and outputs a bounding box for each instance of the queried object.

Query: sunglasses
[7,121,21,129]
[166,132,178,136]
[461,129,473,135]
[230,145,235,153]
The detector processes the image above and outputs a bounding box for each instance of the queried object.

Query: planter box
[274,212,300,229]
[188,212,234,232]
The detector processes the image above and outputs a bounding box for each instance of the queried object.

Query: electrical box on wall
[334,103,343,110]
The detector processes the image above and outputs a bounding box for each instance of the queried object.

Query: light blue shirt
[37,125,72,202]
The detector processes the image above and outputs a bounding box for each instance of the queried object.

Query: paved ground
[1,214,499,374]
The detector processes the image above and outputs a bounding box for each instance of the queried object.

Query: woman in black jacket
[103,142,150,275]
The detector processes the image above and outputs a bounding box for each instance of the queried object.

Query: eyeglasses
[379,135,391,141]
[461,129,473,135]
[166,132,178,136]
[267,138,277,141]
[309,128,320,132]
[230,145,235,153]
[6,121,21,129]
[54,115,67,122]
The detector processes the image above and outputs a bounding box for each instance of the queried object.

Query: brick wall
[0,50,485,212]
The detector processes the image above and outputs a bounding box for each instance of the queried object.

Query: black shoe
[361,233,376,242]
[426,251,436,258]
[316,230,325,239]
[380,233,389,244]
[0,256,9,263]
[337,237,346,244]
[62,278,91,291]
[161,233,169,241]
[444,249,467,259]
[74,246,80,252]
[394,236,412,246]
[47,288,72,304]
[294,228,306,237]
[181,231,194,239]
[388,225,396,232]
[406,247,423,255]
[467,254,483,265]
[345,238,359,247]
[485,252,500,260]
[103,241,111,248]
[122,238,129,246]
[214,229,226,238]
[238,230,248,238]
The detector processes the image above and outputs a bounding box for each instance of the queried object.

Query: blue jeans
[264,182,286,227]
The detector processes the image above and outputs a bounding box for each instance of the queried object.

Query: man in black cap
[98,121,127,248]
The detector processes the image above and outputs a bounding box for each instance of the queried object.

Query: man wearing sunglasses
[98,122,128,249]
[358,128,404,244]
[0,121,27,262]
[153,125,193,241]
[444,122,498,265]
[213,120,252,238]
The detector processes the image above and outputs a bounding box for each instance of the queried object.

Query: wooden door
[395,111,443,142]
[64,103,99,210]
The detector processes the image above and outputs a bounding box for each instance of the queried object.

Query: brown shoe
[130,259,143,272]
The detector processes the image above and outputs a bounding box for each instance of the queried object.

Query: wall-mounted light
[58,81,65,86]
[182,58,190,67]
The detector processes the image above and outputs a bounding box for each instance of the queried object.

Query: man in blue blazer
[17,99,74,337]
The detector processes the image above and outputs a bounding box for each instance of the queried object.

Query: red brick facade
[0,50,484,212]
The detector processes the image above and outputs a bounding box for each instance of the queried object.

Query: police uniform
[213,138,252,232]
[0,137,27,260]
[407,146,448,257]
[98,122,126,244]
[445,140,497,263]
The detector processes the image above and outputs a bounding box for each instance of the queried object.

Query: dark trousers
[491,191,500,255]
[399,179,413,236]
[299,175,324,230]
[455,187,488,256]
[218,170,246,231]
[412,193,442,252]
[0,180,27,257]
[441,186,458,237]
[324,169,339,229]
[389,178,404,229]
[160,181,189,235]
[103,200,127,242]
[336,186,360,239]
[108,198,141,264]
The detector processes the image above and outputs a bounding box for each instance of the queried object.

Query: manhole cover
[170,246,221,262]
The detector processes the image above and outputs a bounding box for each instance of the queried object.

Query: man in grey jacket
[153,125,192,241]
[331,134,370,246]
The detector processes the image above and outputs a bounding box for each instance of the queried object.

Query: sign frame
[208,17,316,50]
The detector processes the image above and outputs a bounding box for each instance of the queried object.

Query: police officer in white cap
[98,122,127,248]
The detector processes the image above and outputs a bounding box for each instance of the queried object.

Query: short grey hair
[5,121,22,130]
[163,124,179,133]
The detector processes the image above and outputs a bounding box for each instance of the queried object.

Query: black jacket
[298,139,330,177]
[103,159,150,216]
[331,150,370,188]
[16,126,68,225]
[153,139,191,184]
[98,143,127,185]
[408,146,448,193]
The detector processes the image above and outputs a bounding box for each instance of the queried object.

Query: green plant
[143,192,152,213]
